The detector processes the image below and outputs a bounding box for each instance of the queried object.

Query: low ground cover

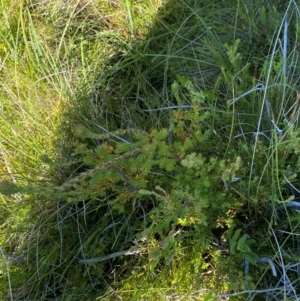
[1,1,300,300]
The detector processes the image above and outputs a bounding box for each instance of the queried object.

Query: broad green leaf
[237,234,248,245]
[232,229,242,241]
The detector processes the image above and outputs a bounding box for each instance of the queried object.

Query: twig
[78,248,143,264]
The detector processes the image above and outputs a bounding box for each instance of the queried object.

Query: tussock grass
[1,0,300,300]
[0,0,161,300]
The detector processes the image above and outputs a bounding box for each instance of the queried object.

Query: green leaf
[245,238,256,246]
[237,243,251,253]
[227,224,237,240]
[232,229,242,242]
[153,128,168,141]
[237,234,248,245]
[245,252,259,266]
[230,240,237,255]
[181,153,204,168]
[171,81,181,104]
[191,90,206,105]
[176,74,190,87]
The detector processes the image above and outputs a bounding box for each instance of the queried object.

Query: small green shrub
[4,60,300,297]
[1,1,300,299]
[0,75,267,298]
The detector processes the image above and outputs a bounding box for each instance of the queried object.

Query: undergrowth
[1,0,300,301]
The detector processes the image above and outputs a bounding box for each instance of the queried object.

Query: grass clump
[1,0,300,301]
